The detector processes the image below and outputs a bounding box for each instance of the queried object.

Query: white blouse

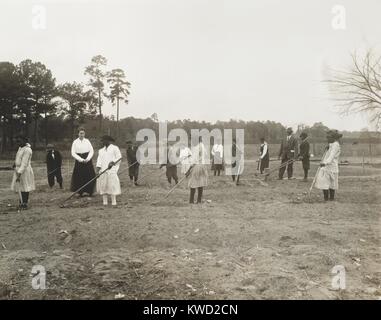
[96,144,122,174]
[180,147,192,164]
[260,143,268,159]
[212,144,224,157]
[71,138,94,162]
[322,141,341,173]
[191,142,208,164]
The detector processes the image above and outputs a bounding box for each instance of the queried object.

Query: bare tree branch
[325,49,381,129]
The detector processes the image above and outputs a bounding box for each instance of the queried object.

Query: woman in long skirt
[70,128,96,197]
[187,137,208,204]
[315,130,342,201]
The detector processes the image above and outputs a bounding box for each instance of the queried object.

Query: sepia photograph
[0,0,380,307]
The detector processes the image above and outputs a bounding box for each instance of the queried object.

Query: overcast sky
[1,0,381,131]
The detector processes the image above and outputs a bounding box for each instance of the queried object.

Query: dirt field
[0,156,380,300]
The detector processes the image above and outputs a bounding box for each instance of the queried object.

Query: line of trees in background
[2,51,381,153]
[0,55,130,153]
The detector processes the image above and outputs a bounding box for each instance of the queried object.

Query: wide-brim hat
[300,132,308,139]
[101,135,115,142]
[326,129,343,140]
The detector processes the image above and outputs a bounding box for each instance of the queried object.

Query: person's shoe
[277,177,283,180]
[302,178,308,182]
[288,177,296,180]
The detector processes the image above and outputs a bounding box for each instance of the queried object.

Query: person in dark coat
[126,140,140,186]
[278,127,298,180]
[259,137,270,174]
[46,144,63,188]
[298,132,310,181]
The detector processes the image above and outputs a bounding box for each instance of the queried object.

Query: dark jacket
[299,139,310,160]
[126,146,138,165]
[46,150,62,170]
[278,135,298,160]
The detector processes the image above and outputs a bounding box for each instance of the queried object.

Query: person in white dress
[11,136,35,209]
[70,128,96,196]
[187,137,208,204]
[96,135,122,206]
[315,130,342,201]
[179,143,192,175]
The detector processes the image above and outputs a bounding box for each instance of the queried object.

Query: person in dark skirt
[259,137,269,174]
[160,142,179,186]
[126,140,140,186]
[298,132,310,181]
[70,128,96,197]
[211,139,224,176]
[46,144,63,188]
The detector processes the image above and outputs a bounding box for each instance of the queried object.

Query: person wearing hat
[46,144,63,189]
[298,132,310,182]
[126,140,140,186]
[96,135,122,206]
[10,136,35,210]
[315,130,342,201]
[278,127,298,180]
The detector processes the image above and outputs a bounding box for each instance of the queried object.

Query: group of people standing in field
[7,126,343,210]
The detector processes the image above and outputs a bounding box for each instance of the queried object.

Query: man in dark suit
[46,144,63,188]
[298,131,310,181]
[278,127,298,180]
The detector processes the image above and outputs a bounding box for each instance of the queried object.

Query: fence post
[362,151,365,174]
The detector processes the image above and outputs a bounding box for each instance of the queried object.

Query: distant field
[0,156,380,299]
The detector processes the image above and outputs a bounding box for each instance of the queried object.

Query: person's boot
[329,189,335,201]
[197,187,203,204]
[189,188,195,204]
[323,190,329,201]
